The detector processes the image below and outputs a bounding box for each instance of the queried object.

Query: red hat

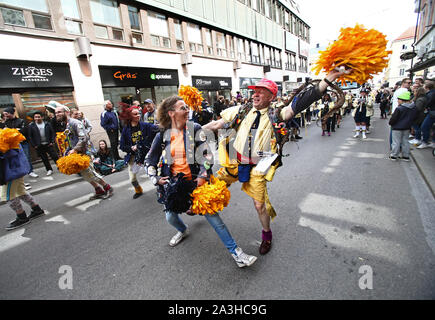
[248,78,278,97]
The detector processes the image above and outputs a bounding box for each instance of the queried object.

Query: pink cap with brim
[248,78,278,97]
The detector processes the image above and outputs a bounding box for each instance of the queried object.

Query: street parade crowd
[1,71,434,267]
[2,21,435,268]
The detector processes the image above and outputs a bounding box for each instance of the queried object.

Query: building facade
[408,0,435,78]
[384,27,416,86]
[0,0,311,145]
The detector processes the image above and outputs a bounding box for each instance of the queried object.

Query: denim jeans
[421,114,435,143]
[20,141,34,172]
[391,130,410,157]
[412,124,422,140]
[165,210,238,255]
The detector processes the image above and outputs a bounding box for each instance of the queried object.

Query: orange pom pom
[178,85,204,112]
[312,24,392,85]
[0,128,26,153]
[57,153,90,175]
[191,176,231,215]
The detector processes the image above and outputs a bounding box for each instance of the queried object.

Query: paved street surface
[1,111,435,299]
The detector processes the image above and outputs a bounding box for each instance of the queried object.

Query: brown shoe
[259,240,272,255]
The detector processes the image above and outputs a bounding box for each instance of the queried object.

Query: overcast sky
[298,0,419,47]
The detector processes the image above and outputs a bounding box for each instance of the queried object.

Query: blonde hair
[156,96,184,129]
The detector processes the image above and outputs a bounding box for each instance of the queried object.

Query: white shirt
[36,122,48,144]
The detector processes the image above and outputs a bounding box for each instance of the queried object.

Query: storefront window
[138,88,152,102]
[0,94,15,110]
[154,86,178,105]
[103,87,136,111]
[20,91,75,120]
[128,6,140,30]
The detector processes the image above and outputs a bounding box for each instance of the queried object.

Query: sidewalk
[410,146,435,198]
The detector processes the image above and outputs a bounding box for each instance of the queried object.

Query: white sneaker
[232,247,257,268]
[366,129,371,134]
[362,132,367,139]
[46,170,53,176]
[417,142,430,149]
[29,172,38,178]
[169,225,188,247]
[353,132,360,138]
[409,139,420,145]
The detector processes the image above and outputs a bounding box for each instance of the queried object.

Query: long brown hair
[157,95,184,129]
[413,87,426,101]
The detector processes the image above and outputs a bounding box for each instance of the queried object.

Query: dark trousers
[36,144,59,171]
[106,129,121,160]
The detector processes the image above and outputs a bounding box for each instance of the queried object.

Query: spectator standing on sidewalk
[28,111,58,176]
[100,100,122,161]
[389,91,417,161]
[0,107,38,178]
[409,86,428,146]
[417,80,435,149]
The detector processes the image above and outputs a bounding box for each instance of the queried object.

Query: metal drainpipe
[410,0,422,79]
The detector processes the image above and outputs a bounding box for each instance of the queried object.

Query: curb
[0,177,83,206]
[410,151,435,199]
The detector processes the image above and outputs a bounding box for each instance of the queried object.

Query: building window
[205,29,213,55]
[65,19,82,35]
[32,13,52,30]
[187,23,203,53]
[399,69,405,76]
[1,7,25,26]
[237,38,245,61]
[89,0,121,27]
[174,19,184,50]
[132,32,142,44]
[229,36,236,59]
[128,6,140,30]
[112,28,124,40]
[265,46,271,65]
[61,0,83,35]
[0,0,48,12]
[148,11,170,48]
[94,25,109,39]
[216,32,227,57]
[250,42,260,64]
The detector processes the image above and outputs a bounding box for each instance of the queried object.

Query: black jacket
[28,121,56,147]
[0,117,28,138]
[389,102,417,130]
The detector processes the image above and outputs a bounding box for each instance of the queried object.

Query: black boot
[28,205,45,220]
[6,213,30,231]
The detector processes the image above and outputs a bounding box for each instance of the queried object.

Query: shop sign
[0,60,73,89]
[100,66,179,87]
[192,76,232,90]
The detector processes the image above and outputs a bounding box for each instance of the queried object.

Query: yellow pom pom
[191,176,231,215]
[56,153,90,175]
[0,128,26,153]
[312,24,392,85]
[178,85,204,113]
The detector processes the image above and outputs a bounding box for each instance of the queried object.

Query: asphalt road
[1,110,435,300]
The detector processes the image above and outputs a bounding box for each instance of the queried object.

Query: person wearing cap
[203,68,347,255]
[1,107,39,178]
[142,99,157,124]
[388,91,417,161]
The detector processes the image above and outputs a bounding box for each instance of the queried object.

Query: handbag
[1,147,31,183]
